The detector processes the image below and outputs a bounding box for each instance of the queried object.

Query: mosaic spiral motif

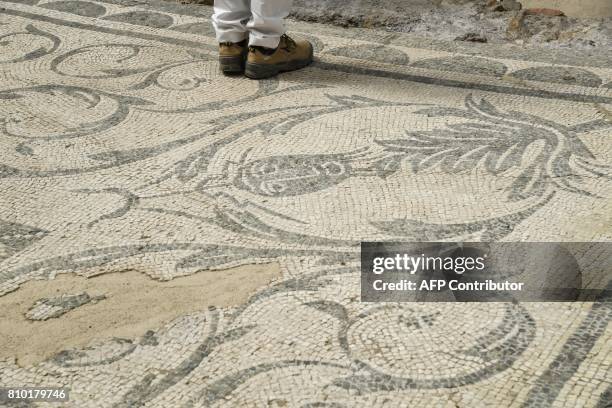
[0,0,610,407]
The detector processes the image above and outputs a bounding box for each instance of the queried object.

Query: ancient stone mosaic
[0,0,610,406]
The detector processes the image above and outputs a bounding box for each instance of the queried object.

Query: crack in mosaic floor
[0,0,610,406]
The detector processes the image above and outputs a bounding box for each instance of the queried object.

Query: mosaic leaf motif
[371,192,553,241]
[412,56,508,77]
[0,220,47,263]
[39,1,107,18]
[2,0,39,5]
[0,1,610,405]
[175,245,279,270]
[171,22,215,36]
[328,44,409,65]
[509,66,603,88]
[102,11,174,29]
[0,164,20,178]
[52,338,137,367]
[26,292,106,320]
[376,95,611,201]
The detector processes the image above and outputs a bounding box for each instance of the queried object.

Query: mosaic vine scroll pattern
[0,0,611,407]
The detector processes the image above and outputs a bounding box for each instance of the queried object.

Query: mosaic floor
[0,0,611,406]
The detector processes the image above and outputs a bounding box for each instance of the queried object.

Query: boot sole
[219,56,245,75]
[244,49,314,79]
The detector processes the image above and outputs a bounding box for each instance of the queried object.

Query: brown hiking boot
[245,34,313,79]
[218,39,248,74]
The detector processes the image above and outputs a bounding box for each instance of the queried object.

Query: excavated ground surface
[174,0,612,49]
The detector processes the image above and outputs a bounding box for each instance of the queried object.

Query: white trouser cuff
[215,30,248,44]
[248,35,281,49]
[212,4,249,44]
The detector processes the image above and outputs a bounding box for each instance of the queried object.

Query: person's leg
[212,0,250,44]
[247,0,292,49]
[212,0,250,74]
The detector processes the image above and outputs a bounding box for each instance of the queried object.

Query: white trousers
[212,0,291,49]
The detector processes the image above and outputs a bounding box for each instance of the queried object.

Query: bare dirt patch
[0,264,280,366]
[171,0,611,50]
